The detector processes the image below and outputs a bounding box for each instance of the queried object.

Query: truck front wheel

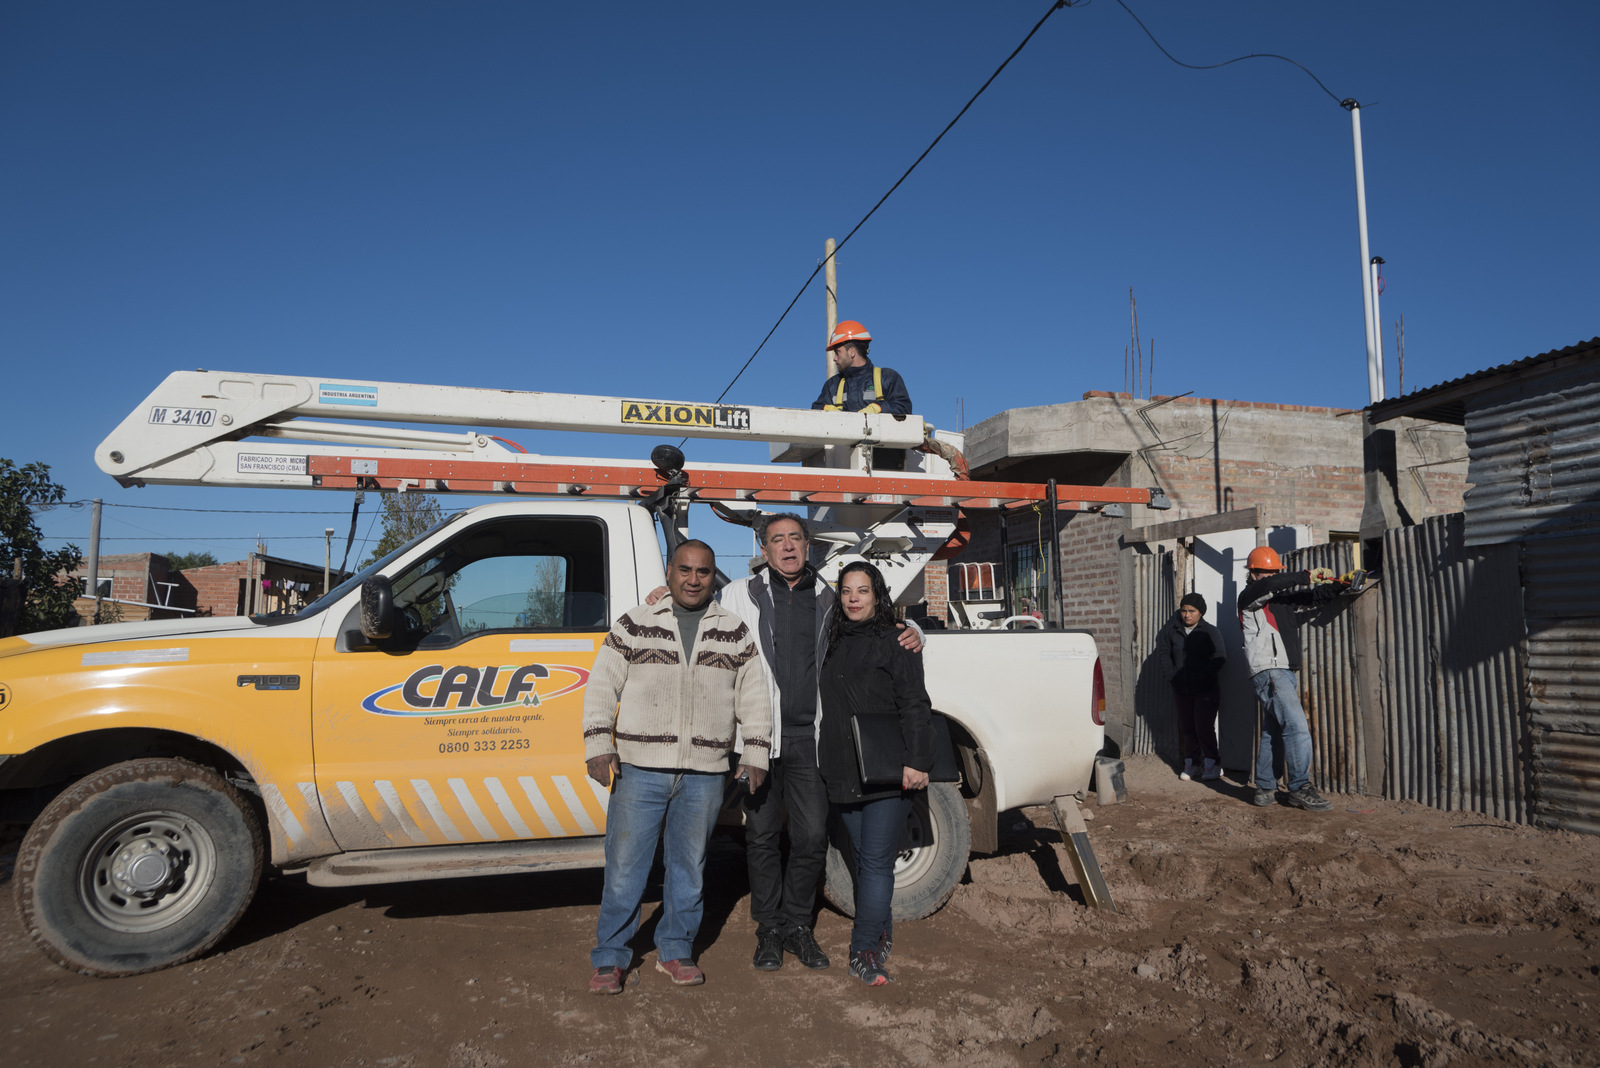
[823,781,970,922]
[13,757,264,977]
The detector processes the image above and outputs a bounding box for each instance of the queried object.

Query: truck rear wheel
[823,782,970,922]
[13,757,264,977]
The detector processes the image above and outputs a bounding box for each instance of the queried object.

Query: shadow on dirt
[214,831,755,961]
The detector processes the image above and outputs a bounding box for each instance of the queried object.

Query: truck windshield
[257,511,466,624]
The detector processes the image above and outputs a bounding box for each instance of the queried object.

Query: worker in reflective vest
[812,320,913,470]
[813,320,912,416]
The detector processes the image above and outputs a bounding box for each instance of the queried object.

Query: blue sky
[4,1,1597,569]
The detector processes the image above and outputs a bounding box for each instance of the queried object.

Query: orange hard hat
[1246,546,1284,571]
[827,320,871,350]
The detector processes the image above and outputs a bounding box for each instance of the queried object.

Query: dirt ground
[3,754,1599,1067]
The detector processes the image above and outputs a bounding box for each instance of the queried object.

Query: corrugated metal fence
[1523,533,1600,834]
[1376,514,1529,822]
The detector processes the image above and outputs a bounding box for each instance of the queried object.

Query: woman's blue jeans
[591,765,724,969]
[837,794,912,954]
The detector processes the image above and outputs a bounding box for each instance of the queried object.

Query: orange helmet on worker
[1245,546,1283,573]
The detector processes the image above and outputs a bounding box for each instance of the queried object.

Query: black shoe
[1284,785,1333,812]
[876,933,893,966]
[782,924,831,970]
[752,925,784,970]
[1251,788,1277,807]
[848,949,891,987]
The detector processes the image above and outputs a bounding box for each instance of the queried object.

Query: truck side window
[387,517,607,648]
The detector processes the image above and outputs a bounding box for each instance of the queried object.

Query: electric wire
[1111,0,1346,106]
[43,500,353,515]
[706,0,1073,408]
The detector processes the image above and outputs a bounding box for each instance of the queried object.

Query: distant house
[68,552,348,623]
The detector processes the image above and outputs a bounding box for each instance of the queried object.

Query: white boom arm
[93,370,1152,606]
[96,370,928,486]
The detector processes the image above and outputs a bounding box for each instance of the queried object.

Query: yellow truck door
[310,514,612,851]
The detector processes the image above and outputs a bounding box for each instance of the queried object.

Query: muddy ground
[3,755,1599,1067]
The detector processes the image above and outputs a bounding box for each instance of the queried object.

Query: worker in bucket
[1237,547,1347,811]
[813,320,913,470]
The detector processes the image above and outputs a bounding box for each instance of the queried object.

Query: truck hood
[0,615,263,658]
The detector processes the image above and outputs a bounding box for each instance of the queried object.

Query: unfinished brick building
[953,391,1467,753]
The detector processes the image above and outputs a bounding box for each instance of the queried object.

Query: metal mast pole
[1344,100,1383,404]
[1370,256,1386,395]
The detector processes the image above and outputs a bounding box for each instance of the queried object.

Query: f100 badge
[362,663,589,717]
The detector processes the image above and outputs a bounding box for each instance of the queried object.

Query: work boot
[781,924,831,970]
[1284,785,1333,812]
[1251,787,1277,807]
[752,925,784,971]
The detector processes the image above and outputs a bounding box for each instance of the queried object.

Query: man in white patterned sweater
[581,540,772,994]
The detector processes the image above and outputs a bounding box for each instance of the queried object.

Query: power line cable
[1110,0,1346,106]
[47,500,354,515]
[706,0,1074,407]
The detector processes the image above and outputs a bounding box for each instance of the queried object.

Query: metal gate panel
[1127,548,1177,757]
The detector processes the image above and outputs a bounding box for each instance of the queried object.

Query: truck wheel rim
[893,803,937,882]
[79,812,218,934]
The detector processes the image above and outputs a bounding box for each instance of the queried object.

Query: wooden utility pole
[824,237,838,379]
[87,498,103,623]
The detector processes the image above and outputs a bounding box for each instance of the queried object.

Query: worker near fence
[718,513,923,973]
[582,540,771,994]
[1159,592,1225,782]
[1238,547,1346,812]
[813,320,913,471]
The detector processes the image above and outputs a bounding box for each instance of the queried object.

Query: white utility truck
[0,371,1150,975]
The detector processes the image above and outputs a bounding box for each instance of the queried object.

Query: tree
[361,492,444,567]
[0,459,85,634]
[166,551,218,571]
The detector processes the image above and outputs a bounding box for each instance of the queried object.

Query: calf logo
[362,663,589,717]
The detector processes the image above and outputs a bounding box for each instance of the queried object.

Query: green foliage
[165,550,219,571]
[0,459,85,633]
[361,492,444,567]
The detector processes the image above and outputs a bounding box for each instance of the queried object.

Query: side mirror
[360,576,395,641]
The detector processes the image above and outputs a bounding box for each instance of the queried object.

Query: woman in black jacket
[1158,592,1226,781]
[818,561,934,987]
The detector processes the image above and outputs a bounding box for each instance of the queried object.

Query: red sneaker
[655,958,706,986]
[588,966,625,995]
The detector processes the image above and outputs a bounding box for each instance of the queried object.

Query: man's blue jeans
[592,765,724,969]
[1252,668,1313,792]
[837,794,912,954]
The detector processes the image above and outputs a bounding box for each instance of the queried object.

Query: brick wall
[182,560,251,617]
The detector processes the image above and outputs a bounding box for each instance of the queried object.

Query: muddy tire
[823,782,970,922]
[13,757,264,977]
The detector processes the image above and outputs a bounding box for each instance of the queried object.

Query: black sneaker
[1251,788,1277,807]
[752,925,784,970]
[1284,785,1333,812]
[782,924,831,970]
[848,949,891,987]
[876,933,893,966]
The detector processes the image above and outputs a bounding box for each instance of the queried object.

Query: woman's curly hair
[826,560,897,657]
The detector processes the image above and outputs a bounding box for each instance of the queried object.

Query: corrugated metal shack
[1371,336,1600,833]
